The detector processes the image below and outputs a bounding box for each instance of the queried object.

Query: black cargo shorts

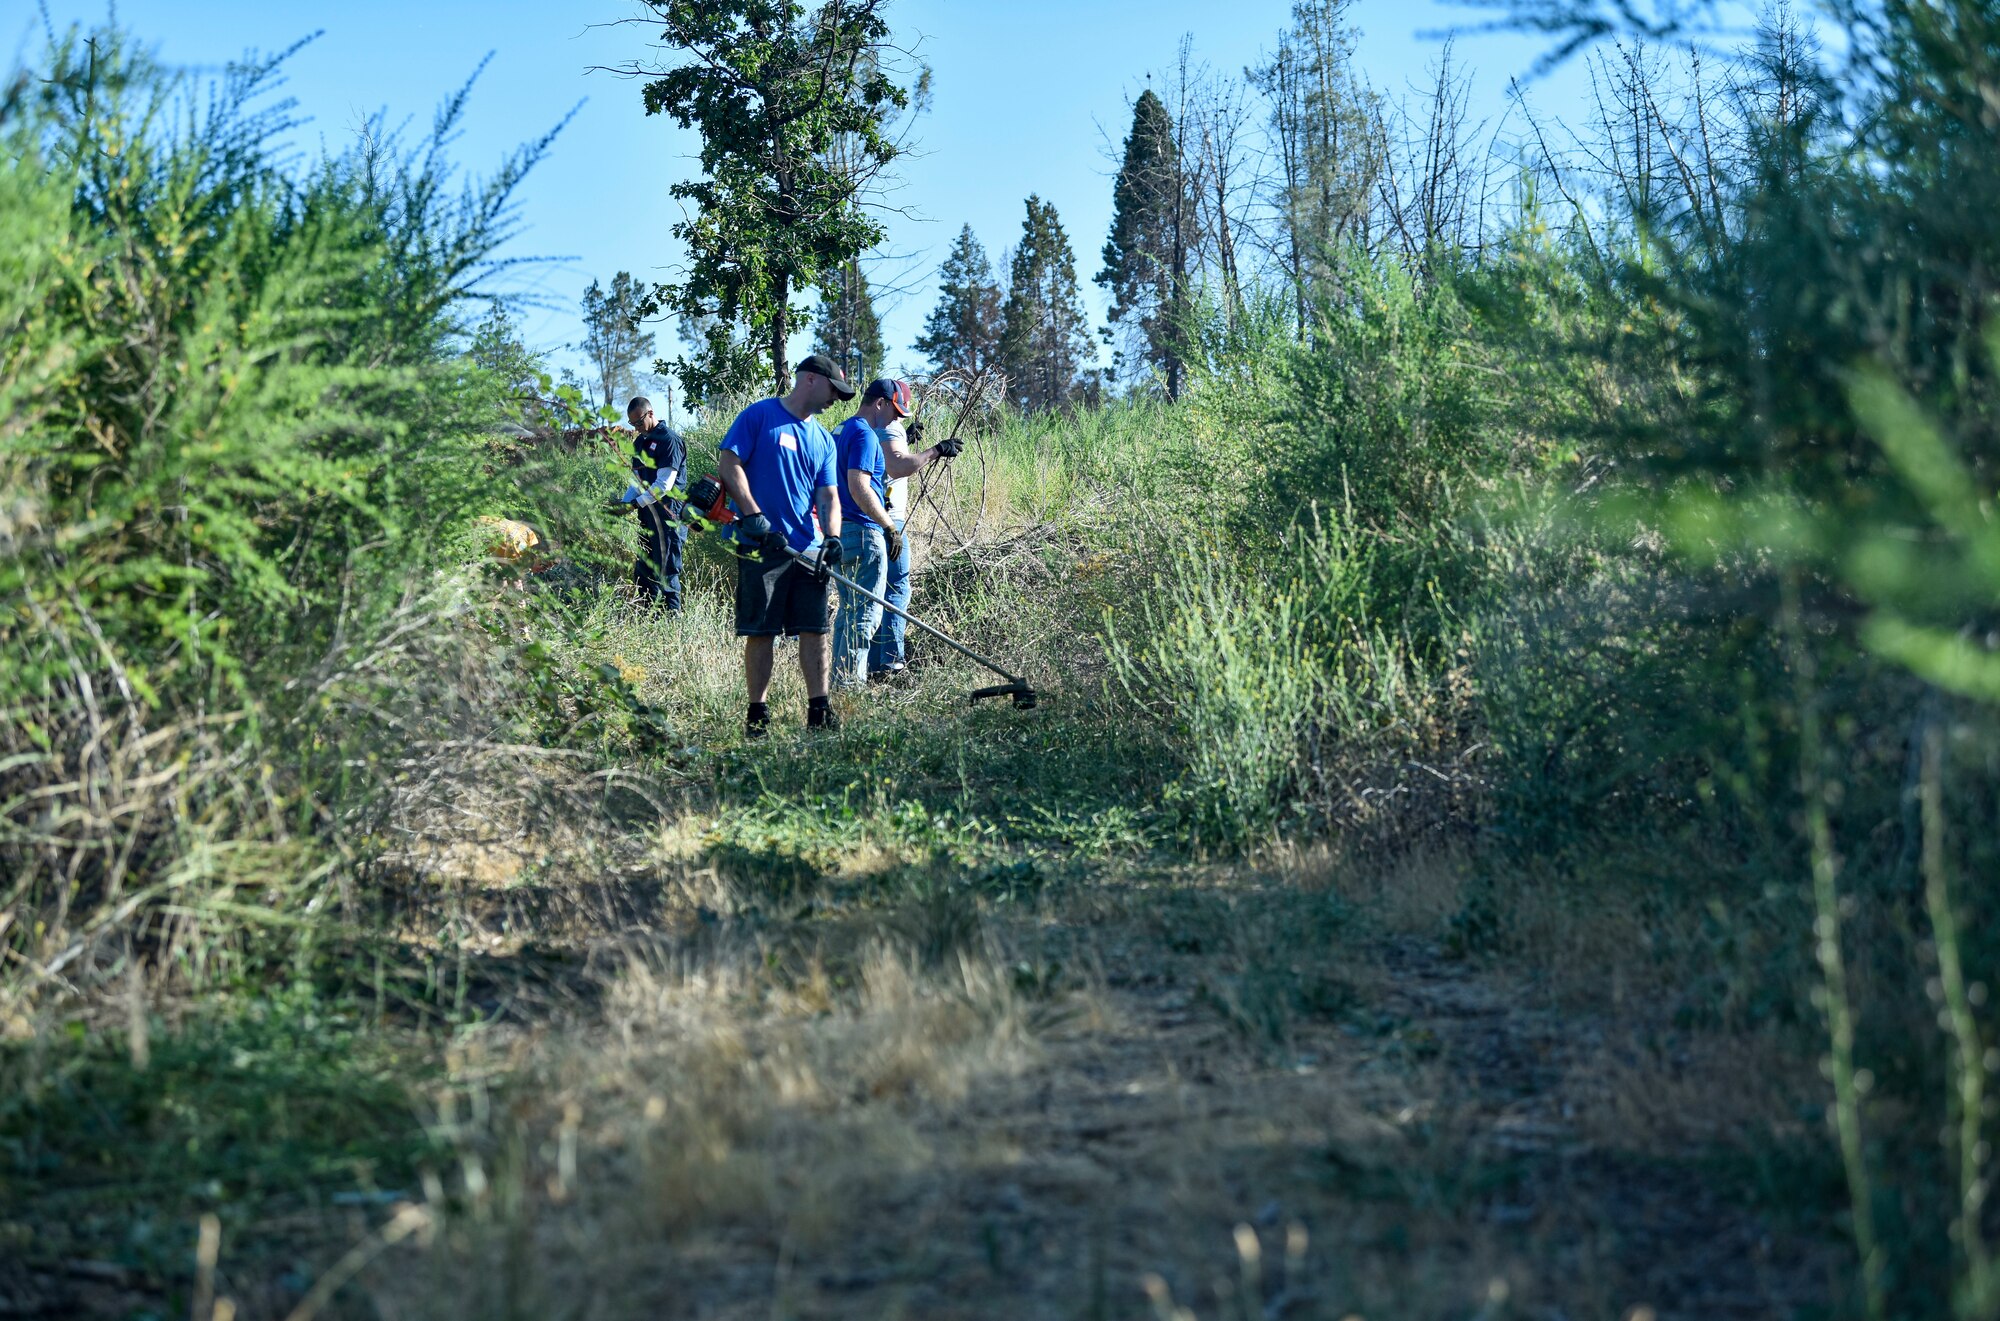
[735,553,830,637]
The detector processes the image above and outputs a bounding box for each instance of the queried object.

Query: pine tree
[999,196,1094,411]
[470,305,543,402]
[469,304,551,430]
[914,224,1003,375]
[1098,89,1188,396]
[813,260,885,385]
[580,272,656,408]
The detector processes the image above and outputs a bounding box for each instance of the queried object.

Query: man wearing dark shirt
[613,396,687,612]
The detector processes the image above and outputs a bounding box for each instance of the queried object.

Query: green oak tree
[623,1,917,402]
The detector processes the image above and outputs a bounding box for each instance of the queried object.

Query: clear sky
[21,1,1606,389]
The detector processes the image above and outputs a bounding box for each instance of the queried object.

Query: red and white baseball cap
[862,377,913,417]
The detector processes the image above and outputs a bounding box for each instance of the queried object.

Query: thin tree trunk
[771,270,790,394]
[1212,137,1241,330]
[1165,210,1179,400]
[772,138,795,394]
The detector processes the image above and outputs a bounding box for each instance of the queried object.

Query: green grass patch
[0,986,445,1278]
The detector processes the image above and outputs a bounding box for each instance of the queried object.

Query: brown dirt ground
[3,860,1839,1321]
[368,864,1840,1321]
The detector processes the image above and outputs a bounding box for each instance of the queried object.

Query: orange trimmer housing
[683,475,737,530]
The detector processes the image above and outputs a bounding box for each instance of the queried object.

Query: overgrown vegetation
[7,2,2000,1318]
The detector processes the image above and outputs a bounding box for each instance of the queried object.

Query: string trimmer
[680,476,1038,710]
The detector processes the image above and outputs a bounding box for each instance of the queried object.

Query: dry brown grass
[1271,837,1478,938]
[355,909,1048,1319]
[359,847,1827,1319]
[1564,1026,1820,1155]
[61,815,1831,1321]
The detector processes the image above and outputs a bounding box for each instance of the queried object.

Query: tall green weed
[0,28,557,1009]
[1465,0,2000,1310]
[1103,510,1417,848]
[1274,251,1503,533]
[1104,533,1319,847]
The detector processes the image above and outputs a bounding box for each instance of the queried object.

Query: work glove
[906,419,925,444]
[813,535,844,581]
[734,513,787,561]
[884,524,905,564]
[933,435,964,460]
[604,497,637,516]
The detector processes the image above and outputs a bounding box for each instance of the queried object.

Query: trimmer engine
[683,475,737,530]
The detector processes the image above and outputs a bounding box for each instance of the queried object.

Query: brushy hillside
[5,7,2000,1320]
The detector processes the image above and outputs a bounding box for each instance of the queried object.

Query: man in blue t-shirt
[870,405,962,678]
[716,353,851,737]
[828,378,910,689]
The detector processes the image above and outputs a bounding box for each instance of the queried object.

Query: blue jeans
[868,516,910,672]
[833,523,887,689]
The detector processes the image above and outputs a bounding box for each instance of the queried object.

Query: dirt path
[2,850,1835,1321]
[419,863,1837,1321]
[788,908,1835,1321]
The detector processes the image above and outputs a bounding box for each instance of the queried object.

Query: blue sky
[22,1,1611,387]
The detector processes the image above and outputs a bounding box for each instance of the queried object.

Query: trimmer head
[749,540,1037,714]
[970,682,1038,710]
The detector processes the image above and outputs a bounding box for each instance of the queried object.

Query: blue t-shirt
[719,398,838,552]
[833,416,887,529]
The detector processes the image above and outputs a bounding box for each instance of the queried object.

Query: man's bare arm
[817,484,841,539]
[844,469,894,527]
[882,432,934,480]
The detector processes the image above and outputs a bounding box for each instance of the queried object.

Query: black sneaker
[745,703,770,740]
[806,699,841,732]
